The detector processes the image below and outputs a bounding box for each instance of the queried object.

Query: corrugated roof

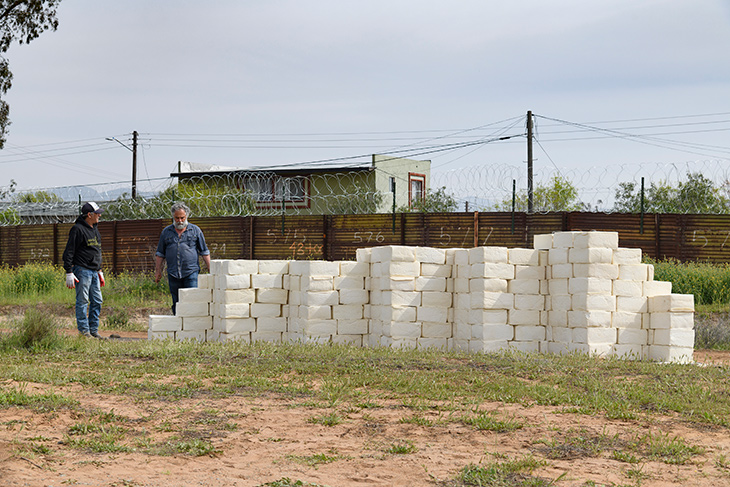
[171,160,373,178]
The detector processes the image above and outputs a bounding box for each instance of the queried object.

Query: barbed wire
[1,159,730,225]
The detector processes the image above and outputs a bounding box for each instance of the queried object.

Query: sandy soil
[1,308,730,486]
[0,350,728,487]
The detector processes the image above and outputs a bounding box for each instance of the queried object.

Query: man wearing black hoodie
[62,201,106,338]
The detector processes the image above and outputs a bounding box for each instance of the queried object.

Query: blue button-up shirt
[155,223,210,279]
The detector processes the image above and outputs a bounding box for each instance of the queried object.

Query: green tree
[0,178,15,200]
[103,180,258,221]
[0,1,61,148]
[0,206,18,224]
[13,190,61,203]
[613,172,729,214]
[399,186,458,213]
[495,175,582,212]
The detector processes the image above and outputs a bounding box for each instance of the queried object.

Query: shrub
[3,307,61,351]
[694,313,730,349]
[105,307,131,329]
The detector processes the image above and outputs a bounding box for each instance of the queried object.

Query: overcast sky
[1,0,730,203]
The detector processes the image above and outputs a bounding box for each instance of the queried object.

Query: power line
[534,114,730,160]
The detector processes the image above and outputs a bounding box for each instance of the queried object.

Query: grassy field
[0,325,728,486]
[0,261,729,485]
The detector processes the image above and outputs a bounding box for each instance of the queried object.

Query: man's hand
[65,273,79,289]
[98,271,105,287]
[154,270,162,284]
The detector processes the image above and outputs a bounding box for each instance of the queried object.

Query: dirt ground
[1,311,730,486]
[2,370,730,487]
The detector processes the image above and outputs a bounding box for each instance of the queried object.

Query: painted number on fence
[267,228,307,245]
[352,231,384,244]
[208,242,227,258]
[289,242,323,259]
[434,226,493,247]
[29,248,50,260]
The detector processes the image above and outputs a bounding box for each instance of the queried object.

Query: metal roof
[170,160,373,178]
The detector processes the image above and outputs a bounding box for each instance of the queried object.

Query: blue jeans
[73,266,103,334]
[168,272,198,314]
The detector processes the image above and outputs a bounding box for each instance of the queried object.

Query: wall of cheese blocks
[148,231,695,363]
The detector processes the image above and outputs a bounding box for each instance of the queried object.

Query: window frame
[408,172,426,207]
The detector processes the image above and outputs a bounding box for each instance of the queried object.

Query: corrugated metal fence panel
[673,214,730,263]
[105,220,166,273]
[526,214,565,246]
[55,224,74,267]
[656,214,682,261]
[329,214,402,261]
[479,212,532,248]
[420,213,478,249]
[253,215,325,260]
[15,225,55,264]
[0,226,19,266]
[8,212,730,269]
[195,217,248,261]
[400,213,424,246]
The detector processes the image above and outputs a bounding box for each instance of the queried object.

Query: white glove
[66,273,79,289]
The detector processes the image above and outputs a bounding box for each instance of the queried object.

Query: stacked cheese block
[450,246,548,354]
[536,231,694,362]
[366,245,453,350]
[149,273,216,342]
[288,260,339,344]
[288,260,369,345]
[211,259,256,343]
[334,259,371,345]
[148,231,695,363]
[249,260,290,343]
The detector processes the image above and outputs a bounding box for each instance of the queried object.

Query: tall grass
[0,262,169,309]
[649,258,730,306]
[2,307,62,351]
[648,259,730,349]
[0,263,67,304]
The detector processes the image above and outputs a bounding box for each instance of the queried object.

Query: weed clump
[0,263,61,296]
[3,307,62,351]
[694,313,730,349]
[105,307,131,329]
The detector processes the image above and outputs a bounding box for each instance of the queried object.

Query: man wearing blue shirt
[154,202,211,314]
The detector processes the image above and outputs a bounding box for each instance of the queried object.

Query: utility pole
[132,131,138,199]
[106,132,139,199]
[526,111,534,214]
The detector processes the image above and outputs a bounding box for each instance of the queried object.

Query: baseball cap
[81,201,103,214]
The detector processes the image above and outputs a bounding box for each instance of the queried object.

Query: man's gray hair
[171,202,191,217]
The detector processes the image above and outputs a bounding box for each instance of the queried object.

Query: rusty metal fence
[1,212,729,273]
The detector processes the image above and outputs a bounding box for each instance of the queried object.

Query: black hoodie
[62,214,102,273]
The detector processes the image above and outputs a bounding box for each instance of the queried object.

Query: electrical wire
[534,114,730,160]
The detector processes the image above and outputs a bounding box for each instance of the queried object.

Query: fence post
[322,214,329,261]
[391,179,396,234]
[511,179,516,234]
[654,213,661,260]
[249,216,255,259]
[473,211,479,248]
[52,223,58,266]
[400,213,406,245]
[112,221,118,275]
[640,177,645,235]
